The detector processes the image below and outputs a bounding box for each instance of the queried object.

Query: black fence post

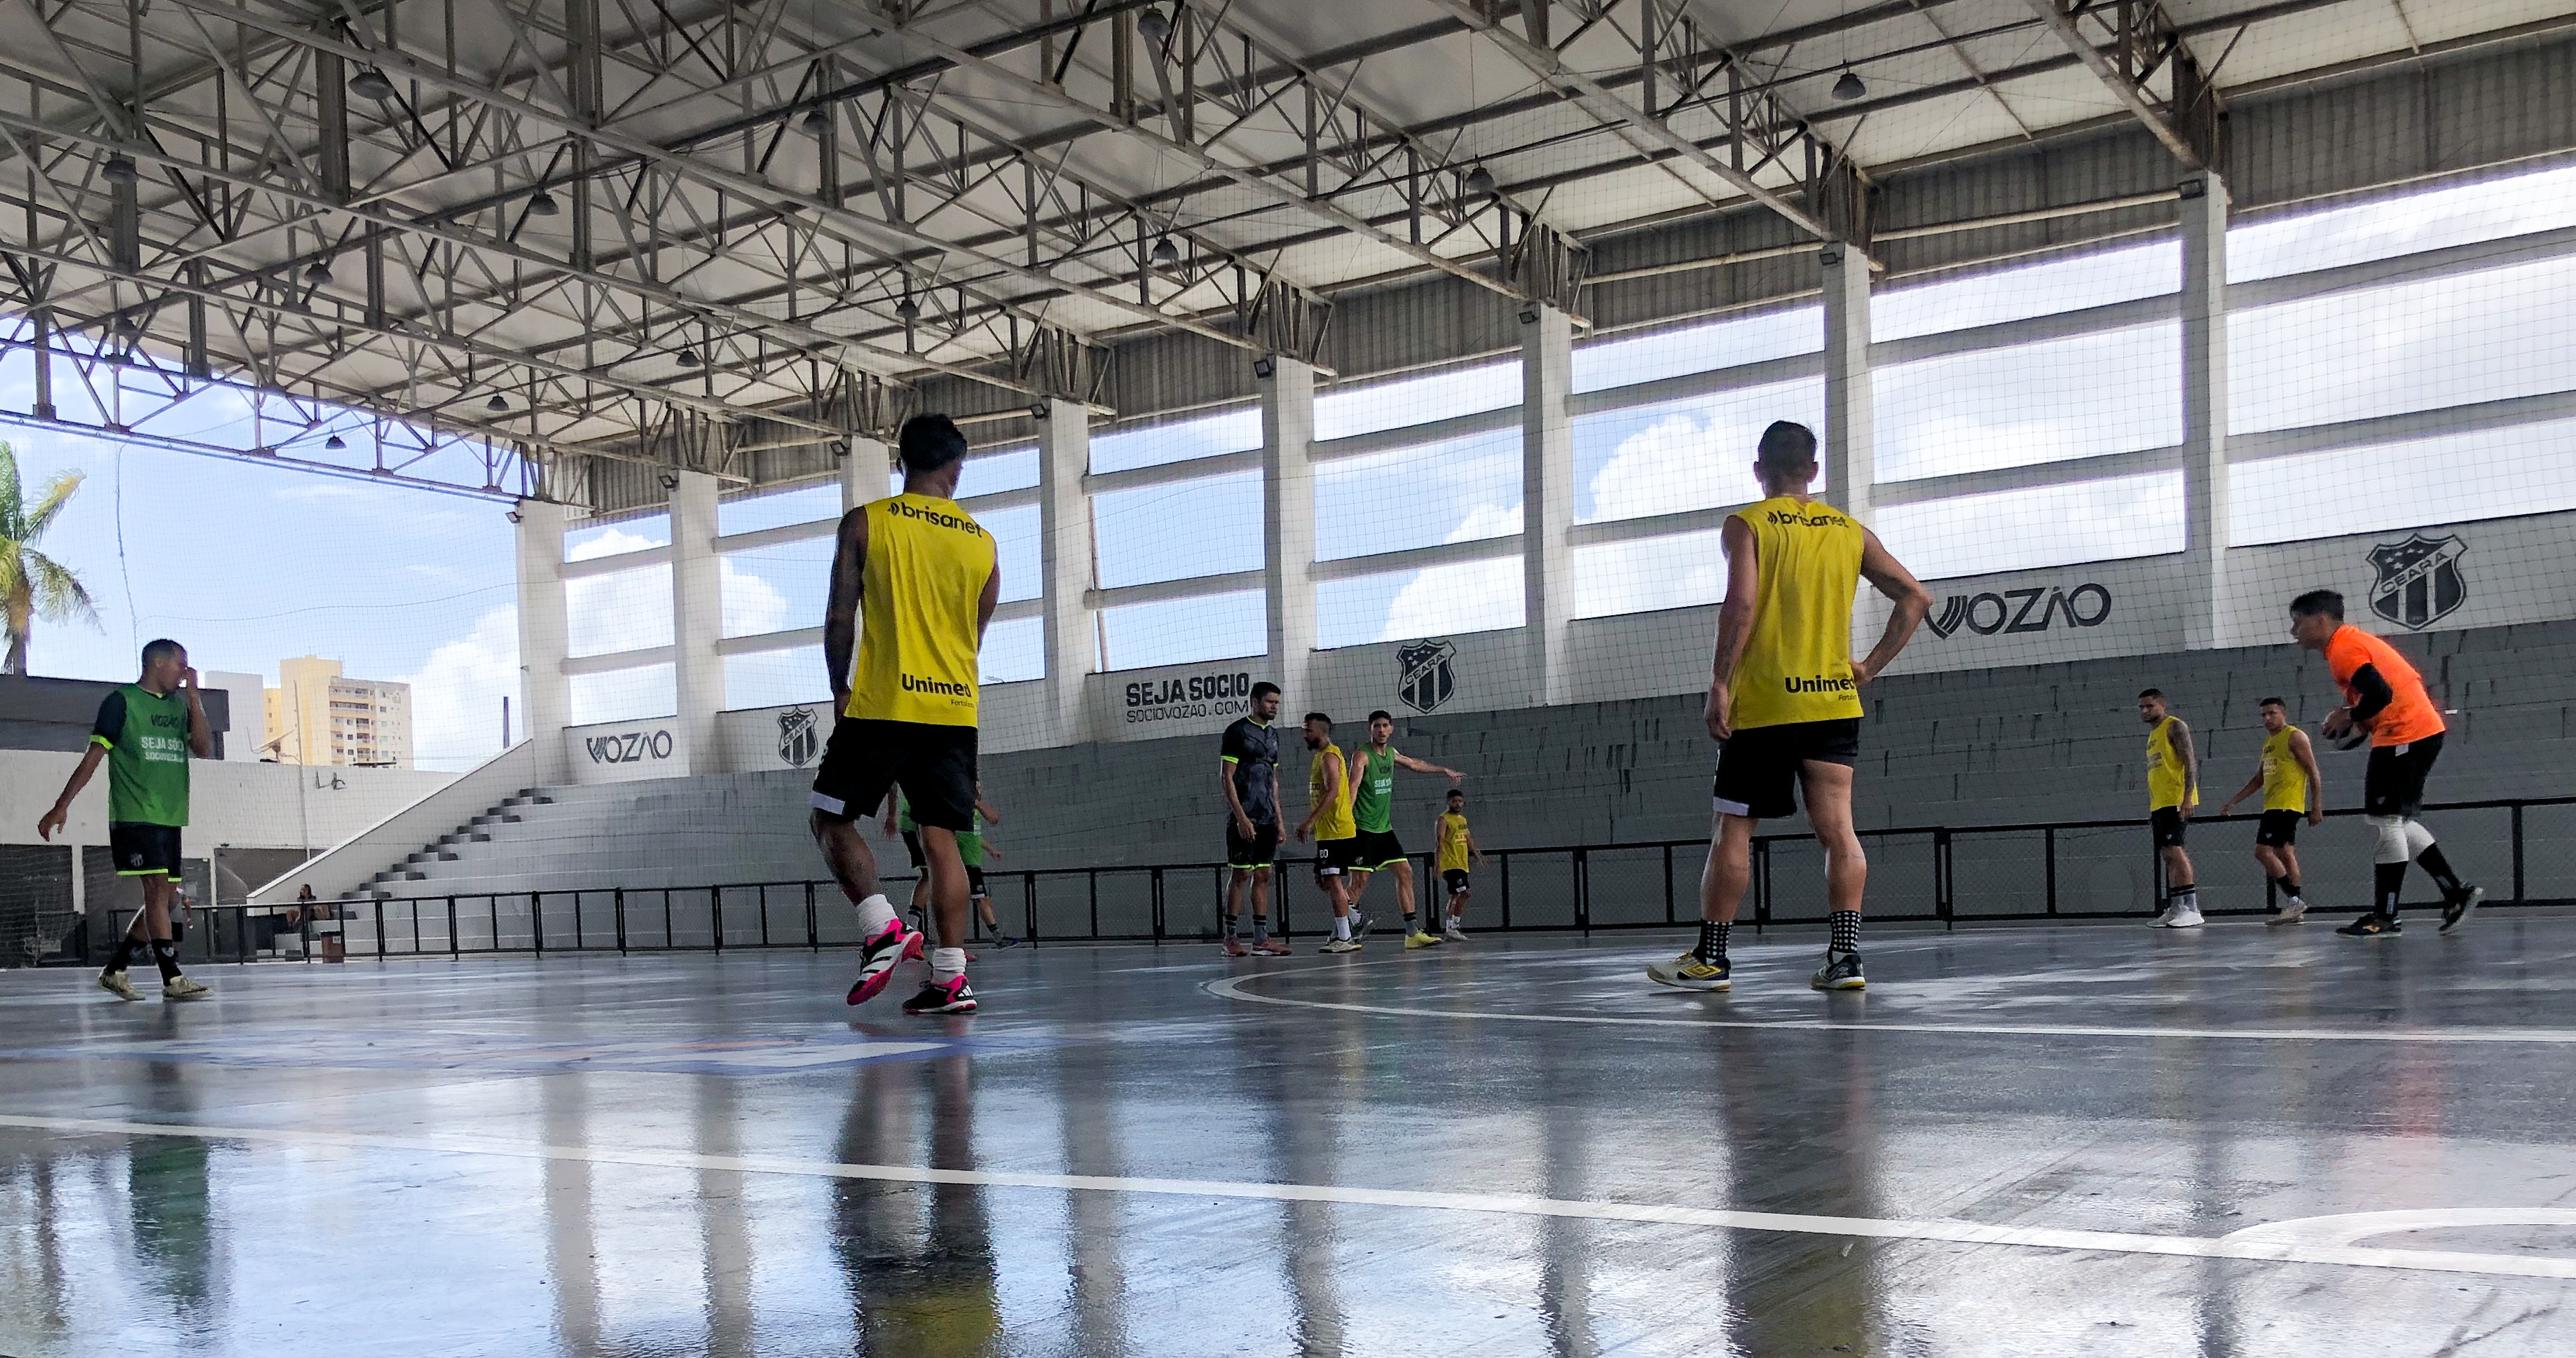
[805,882,819,951]
[759,885,772,948]
[1088,870,1099,940]
[1151,867,1165,942]
[1662,844,1675,924]
[1276,864,1292,939]
[1753,839,1772,931]
[448,897,460,959]
[1499,852,1512,931]
[615,888,629,956]
[1024,873,1038,945]
[374,900,387,960]
[711,885,725,954]
[1575,847,1591,936]
[2044,828,2058,917]
[1935,830,1954,931]
[533,892,544,956]
[2512,803,2526,903]
[663,891,675,949]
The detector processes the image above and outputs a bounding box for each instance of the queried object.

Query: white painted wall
[0,750,454,850]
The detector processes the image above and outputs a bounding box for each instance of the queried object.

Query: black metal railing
[66,793,2576,965]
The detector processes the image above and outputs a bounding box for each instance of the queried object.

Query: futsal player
[36,638,212,1001]
[2137,690,2204,928]
[1432,786,1486,940]
[1647,420,1931,993]
[1294,713,1362,953]
[809,414,999,1015]
[886,784,1012,950]
[1340,711,1465,949]
[1219,682,1291,956]
[2290,590,2483,936]
[2214,697,2324,926]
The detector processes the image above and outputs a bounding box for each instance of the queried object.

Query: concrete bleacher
[352,617,2576,905]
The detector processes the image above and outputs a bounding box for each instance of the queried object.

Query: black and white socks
[1828,910,1862,957]
[1695,919,1730,963]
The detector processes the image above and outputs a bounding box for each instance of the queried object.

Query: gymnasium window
[1315,359,1522,441]
[1572,306,1820,395]
[1572,529,1727,619]
[1090,407,1262,474]
[1572,377,1826,523]
[1315,558,1523,649]
[1874,470,2184,581]
[1874,322,2181,483]
[1314,428,1521,560]
[1097,591,1268,670]
[1872,240,2177,343]
[1092,468,1264,590]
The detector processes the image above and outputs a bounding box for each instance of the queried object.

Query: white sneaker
[1442,924,1469,942]
[2267,899,2308,928]
[2151,904,2205,928]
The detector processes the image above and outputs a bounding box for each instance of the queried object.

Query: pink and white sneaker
[846,919,923,1006]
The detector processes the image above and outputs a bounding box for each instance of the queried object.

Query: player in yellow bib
[1647,420,1931,994]
[1294,713,1364,953]
[2217,697,2325,926]
[1432,787,1485,941]
[2137,689,2202,927]
[809,415,999,1016]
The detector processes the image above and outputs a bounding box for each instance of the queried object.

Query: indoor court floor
[5,914,2576,1357]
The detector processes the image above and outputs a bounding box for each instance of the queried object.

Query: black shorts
[1713,718,1861,821]
[1349,830,1406,872]
[810,718,978,831]
[1226,818,1282,871]
[900,830,926,870]
[1441,869,1470,897]
[2150,807,2189,848]
[2363,732,2443,818]
[2255,809,2303,847]
[109,822,184,880]
[1313,837,1362,884]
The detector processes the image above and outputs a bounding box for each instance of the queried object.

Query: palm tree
[0,440,98,675]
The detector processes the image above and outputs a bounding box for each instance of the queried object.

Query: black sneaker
[1349,913,1372,941]
[901,975,977,1015]
[2335,911,2403,938]
[845,917,923,1006]
[2438,886,2485,935]
[1810,951,1866,991]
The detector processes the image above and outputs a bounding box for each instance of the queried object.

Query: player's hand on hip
[1850,659,1879,687]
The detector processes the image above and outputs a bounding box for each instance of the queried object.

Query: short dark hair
[897,413,968,474]
[141,638,184,668]
[1446,787,1463,799]
[2138,688,2163,701]
[1303,711,1331,728]
[2260,696,2287,708]
[1367,709,1393,724]
[2291,589,2345,621]
[1757,420,1817,470]
[1250,681,1280,701]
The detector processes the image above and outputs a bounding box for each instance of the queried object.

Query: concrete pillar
[839,434,890,513]
[1260,358,1317,706]
[669,469,725,776]
[1521,305,1575,706]
[1036,401,1092,745]
[514,498,572,783]
[2179,172,2231,651]
[1820,245,1875,523]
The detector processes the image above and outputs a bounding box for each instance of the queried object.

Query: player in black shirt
[1219,682,1289,956]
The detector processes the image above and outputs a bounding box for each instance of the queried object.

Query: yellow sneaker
[1404,931,1444,949]
[98,971,145,1002]
[1646,952,1732,991]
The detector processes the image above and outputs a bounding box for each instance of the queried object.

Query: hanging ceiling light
[895,297,921,323]
[487,394,510,413]
[350,67,397,101]
[1137,6,1172,43]
[1463,165,1496,198]
[801,107,833,137]
[324,434,348,451]
[676,348,701,368]
[304,259,334,284]
[526,190,561,217]
[113,315,139,336]
[1832,67,1867,101]
[1150,235,1179,267]
[102,154,139,184]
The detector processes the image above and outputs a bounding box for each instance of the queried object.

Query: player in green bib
[38,639,214,1001]
[885,785,1015,948]
[1341,709,1465,949]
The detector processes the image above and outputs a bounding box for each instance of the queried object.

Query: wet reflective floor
[6,914,2576,1357]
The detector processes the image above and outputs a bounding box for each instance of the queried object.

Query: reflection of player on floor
[1432,787,1486,941]
[2217,697,2324,926]
[39,638,214,1002]
[1294,713,1362,953]
[1341,711,1465,949]
[2291,590,2483,937]
[2138,689,2204,928]
[809,415,1001,1015]
[1647,421,1931,994]
[1219,682,1291,956]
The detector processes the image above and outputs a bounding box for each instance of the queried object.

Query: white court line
[3,1112,2570,1282]
[1204,963,2576,1044]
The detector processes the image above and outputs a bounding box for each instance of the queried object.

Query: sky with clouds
[10,163,2572,765]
